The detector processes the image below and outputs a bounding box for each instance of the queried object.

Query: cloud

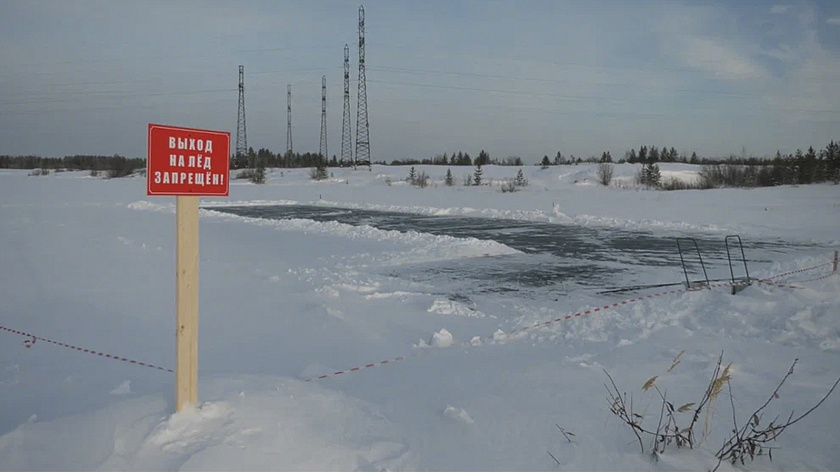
[661,32,766,82]
[771,5,791,14]
[827,17,840,25]
[657,4,767,82]
[762,5,840,127]
[680,37,766,81]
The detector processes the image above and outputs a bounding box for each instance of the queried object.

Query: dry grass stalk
[667,350,685,373]
[604,352,840,469]
[712,360,840,471]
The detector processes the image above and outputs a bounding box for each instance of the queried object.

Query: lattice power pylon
[319,76,328,161]
[235,65,247,168]
[340,44,353,167]
[355,5,371,168]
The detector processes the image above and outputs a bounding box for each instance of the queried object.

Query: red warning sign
[147,124,231,196]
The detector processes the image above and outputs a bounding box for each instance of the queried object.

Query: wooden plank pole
[176,195,199,411]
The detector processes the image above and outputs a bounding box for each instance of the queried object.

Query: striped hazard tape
[301,257,837,382]
[0,325,173,372]
[0,257,836,380]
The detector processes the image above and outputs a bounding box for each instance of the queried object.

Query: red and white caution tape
[301,257,837,382]
[303,354,422,382]
[1,257,835,381]
[0,325,173,372]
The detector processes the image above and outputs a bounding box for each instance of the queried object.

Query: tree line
[233,148,335,169]
[0,154,144,177]
[387,150,520,167]
[232,148,507,168]
[3,140,838,184]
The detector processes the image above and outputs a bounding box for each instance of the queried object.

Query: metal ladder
[677,237,710,289]
[725,235,751,294]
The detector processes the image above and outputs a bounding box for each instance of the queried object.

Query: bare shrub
[310,164,328,181]
[712,359,840,470]
[604,352,840,467]
[250,165,266,184]
[700,164,765,188]
[235,169,255,180]
[597,162,614,186]
[660,177,709,191]
[416,171,429,188]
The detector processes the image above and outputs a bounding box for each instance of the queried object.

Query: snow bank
[0,377,413,471]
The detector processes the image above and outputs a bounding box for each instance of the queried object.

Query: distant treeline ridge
[2,140,838,185]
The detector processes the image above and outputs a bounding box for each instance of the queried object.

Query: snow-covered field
[1,163,839,471]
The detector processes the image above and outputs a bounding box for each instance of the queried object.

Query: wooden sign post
[176,195,199,410]
[147,124,230,412]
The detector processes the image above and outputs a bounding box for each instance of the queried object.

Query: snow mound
[127,200,173,212]
[194,208,520,263]
[365,291,418,300]
[443,405,474,424]
[431,329,454,347]
[427,299,485,318]
[0,376,414,471]
[522,268,840,351]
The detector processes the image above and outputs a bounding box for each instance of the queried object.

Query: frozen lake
[210,204,819,301]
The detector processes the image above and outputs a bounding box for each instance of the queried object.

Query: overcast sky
[1,0,839,163]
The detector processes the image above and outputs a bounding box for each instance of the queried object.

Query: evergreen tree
[824,140,840,182]
[514,168,528,187]
[792,149,804,184]
[649,146,659,163]
[554,151,564,165]
[408,166,417,185]
[601,151,612,163]
[802,146,817,184]
[638,145,648,164]
[473,164,483,186]
[234,152,248,169]
[247,146,257,169]
[445,168,454,186]
[628,149,638,164]
[541,155,551,168]
[476,150,490,166]
[310,157,328,180]
[641,162,661,187]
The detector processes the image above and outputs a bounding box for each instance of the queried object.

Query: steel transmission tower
[319,76,328,160]
[355,5,371,168]
[340,44,353,167]
[286,85,293,159]
[236,65,247,168]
